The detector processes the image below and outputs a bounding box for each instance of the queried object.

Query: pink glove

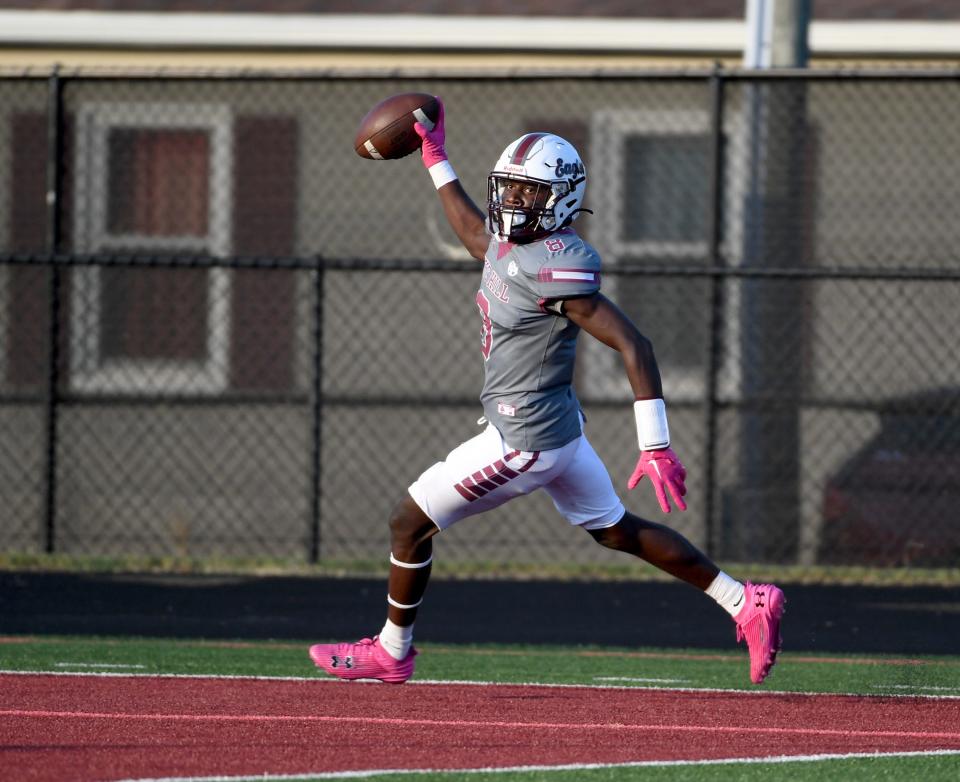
[413,98,447,168]
[628,447,688,513]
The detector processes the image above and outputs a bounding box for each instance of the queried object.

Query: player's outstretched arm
[414,98,489,261]
[563,293,663,399]
[564,293,688,513]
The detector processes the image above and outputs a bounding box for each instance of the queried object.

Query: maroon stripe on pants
[453,482,477,501]
[452,450,538,503]
[506,451,540,472]
[483,465,510,486]
[512,451,540,473]
[471,470,500,492]
[496,459,520,479]
[461,476,488,498]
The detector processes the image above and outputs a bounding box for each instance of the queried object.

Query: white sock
[705,571,746,617]
[378,618,414,660]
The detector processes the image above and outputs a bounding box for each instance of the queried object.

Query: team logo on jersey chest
[482,260,510,302]
[507,261,519,277]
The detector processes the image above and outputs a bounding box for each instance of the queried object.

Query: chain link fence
[1,70,958,574]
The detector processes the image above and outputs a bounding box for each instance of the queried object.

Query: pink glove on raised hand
[628,447,688,514]
[413,98,447,168]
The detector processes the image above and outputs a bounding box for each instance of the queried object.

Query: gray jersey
[476,229,602,451]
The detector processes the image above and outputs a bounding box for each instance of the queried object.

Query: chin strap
[557,208,593,230]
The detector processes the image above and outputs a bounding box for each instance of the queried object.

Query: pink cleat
[309,636,416,684]
[734,582,785,684]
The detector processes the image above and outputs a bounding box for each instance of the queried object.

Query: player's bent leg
[311,424,563,684]
[387,495,439,626]
[545,431,785,684]
[308,494,434,684]
[587,511,719,590]
[585,513,785,685]
[389,494,440,560]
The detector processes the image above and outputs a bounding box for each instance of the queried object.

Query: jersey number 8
[475,290,493,361]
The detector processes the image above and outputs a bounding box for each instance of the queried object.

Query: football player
[310,98,784,685]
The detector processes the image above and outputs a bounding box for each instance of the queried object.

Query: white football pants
[408,421,625,531]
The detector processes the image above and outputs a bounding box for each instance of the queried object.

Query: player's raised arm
[564,293,688,514]
[414,99,489,261]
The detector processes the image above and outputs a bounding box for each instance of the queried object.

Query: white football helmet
[487,133,588,242]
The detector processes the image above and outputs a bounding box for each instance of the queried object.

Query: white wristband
[634,398,670,450]
[428,160,458,189]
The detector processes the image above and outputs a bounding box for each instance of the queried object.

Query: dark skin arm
[562,293,664,401]
[435,180,489,261]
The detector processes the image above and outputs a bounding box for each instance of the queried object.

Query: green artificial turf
[4,635,959,698]
[315,754,960,781]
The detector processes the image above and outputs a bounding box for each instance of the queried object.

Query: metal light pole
[730,0,811,563]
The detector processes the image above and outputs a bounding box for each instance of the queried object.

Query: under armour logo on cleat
[331,655,354,669]
[755,591,766,608]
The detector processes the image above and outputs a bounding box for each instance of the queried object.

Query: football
[354,93,440,160]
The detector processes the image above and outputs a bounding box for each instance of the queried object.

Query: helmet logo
[554,158,584,178]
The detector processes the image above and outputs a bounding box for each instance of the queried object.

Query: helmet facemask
[487,175,573,242]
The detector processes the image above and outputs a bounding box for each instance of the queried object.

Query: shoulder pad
[516,232,602,297]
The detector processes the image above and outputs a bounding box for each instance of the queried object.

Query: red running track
[2,673,960,781]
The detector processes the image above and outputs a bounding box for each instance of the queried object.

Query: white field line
[593,676,690,683]
[874,684,960,692]
[2,669,960,700]
[55,662,147,669]
[112,749,960,782]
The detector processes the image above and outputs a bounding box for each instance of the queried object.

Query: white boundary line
[55,662,147,669]
[114,750,960,781]
[2,669,960,700]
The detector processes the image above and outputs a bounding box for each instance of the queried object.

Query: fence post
[702,65,727,559]
[42,65,65,554]
[309,259,325,563]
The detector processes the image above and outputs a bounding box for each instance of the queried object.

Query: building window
[616,132,713,381]
[585,108,739,402]
[106,128,211,237]
[621,134,711,244]
[71,103,233,394]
